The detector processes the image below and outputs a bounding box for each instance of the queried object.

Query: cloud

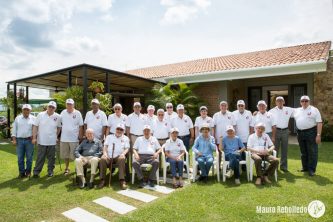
[160,0,211,25]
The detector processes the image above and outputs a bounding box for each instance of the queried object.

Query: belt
[297,126,316,132]
[17,137,32,140]
[130,133,143,137]
[157,138,169,140]
[178,135,190,139]
[276,127,288,130]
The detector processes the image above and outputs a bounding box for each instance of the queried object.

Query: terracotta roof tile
[126,41,331,79]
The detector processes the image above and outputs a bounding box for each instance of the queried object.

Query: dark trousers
[33,145,56,175]
[274,129,289,170]
[132,154,159,181]
[178,135,190,162]
[16,138,34,175]
[297,127,318,172]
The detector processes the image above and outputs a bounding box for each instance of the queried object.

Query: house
[127,41,333,127]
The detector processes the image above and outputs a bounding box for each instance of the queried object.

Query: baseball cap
[48,101,57,108]
[147,105,155,111]
[226,125,235,132]
[66,98,74,104]
[200,123,210,131]
[255,122,266,129]
[113,103,122,109]
[22,104,32,110]
[177,104,185,110]
[199,106,208,111]
[166,103,173,108]
[275,96,284,101]
[116,123,125,130]
[300,95,310,101]
[237,100,245,106]
[143,125,151,131]
[257,100,267,106]
[157,108,164,114]
[170,127,179,133]
[220,101,228,105]
[91,99,100,104]
[133,102,141,107]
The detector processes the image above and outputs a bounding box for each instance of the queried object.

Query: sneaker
[25,172,31,178]
[48,172,54,177]
[98,180,105,189]
[138,179,146,188]
[63,169,70,176]
[225,169,234,178]
[87,182,94,189]
[203,176,208,183]
[309,171,315,177]
[148,180,155,187]
[18,173,26,179]
[120,180,127,190]
[79,178,86,189]
[235,179,241,185]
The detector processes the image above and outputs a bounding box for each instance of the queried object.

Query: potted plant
[89,81,105,94]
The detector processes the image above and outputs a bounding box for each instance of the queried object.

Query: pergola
[6,63,162,137]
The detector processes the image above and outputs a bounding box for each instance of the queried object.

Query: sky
[0,0,333,99]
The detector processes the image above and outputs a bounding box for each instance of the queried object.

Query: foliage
[322,119,333,141]
[146,82,203,120]
[95,93,113,116]
[88,81,105,93]
[0,90,24,122]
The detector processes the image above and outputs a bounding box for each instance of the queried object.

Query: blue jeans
[167,158,184,177]
[225,152,241,179]
[16,138,34,174]
[196,155,213,177]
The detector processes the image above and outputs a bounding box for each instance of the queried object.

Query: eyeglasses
[167,106,173,109]
[238,105,244,107]
[158,114,164,116]
[116,128,124,131]
[114,108,121,111]
[48,106,55,109]
[301,100,309,103]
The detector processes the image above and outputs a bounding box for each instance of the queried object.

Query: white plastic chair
[221,151,249,182]
[247,150,278,182]
[192,147,220,182]
[161,145,190,184]
[131,154,159,185]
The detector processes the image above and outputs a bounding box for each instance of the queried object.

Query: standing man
[126,102,146,149]
[84,99,108,141]
[132,125,162,188]
[164,103,177,123]
[60,98,84,175]
[294,95,322,176]
[152,109,170,146]
[32,101,61,178]
[106,103,127,135]
[12,104,36,178]
[171,104,194,154]
[145,105,157,128]
[252,100,276,143]
[194,106,214,138]
[99,123,130,189]
[269,96,294,172]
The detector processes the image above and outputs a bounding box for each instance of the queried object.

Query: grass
[0,140,332,222]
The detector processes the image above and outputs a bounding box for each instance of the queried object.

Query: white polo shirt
[34,111,61,146]
[171,115,193,137]
[60,109,83,142]
[294,105,322,130]
[146,114,157,128]
[104,134,130,158]
[232,110,254,143]
[107,113,127,134]
[213,111,236,143]
[247,133,274,152]
[164,111,177,122]
[126,112,146,136]
[194,116,214,129]
[164,138,185,158]
[152,119,170,139]
[269,106,294,129]
[11,114,36,138]
[252,111,276,133]
[133,136,161,155]
[84,110,108,140]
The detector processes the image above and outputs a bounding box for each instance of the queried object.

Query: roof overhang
[154,59,328,84]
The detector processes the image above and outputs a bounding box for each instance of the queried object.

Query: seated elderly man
[247,123,279,185]
[132,125,162,188]
[193,123,216,183]
[99,123,129,190]
[221,125,245,185]
[74,128,102,189]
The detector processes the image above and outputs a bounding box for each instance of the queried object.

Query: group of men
[11,94,322,188]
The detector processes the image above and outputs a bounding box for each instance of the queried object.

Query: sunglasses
[167,106,173,109]
[158,114,164,116]
[114,108,121,110]
[48,106,56,109]
[116,128,124,131]
[301,100,309,103]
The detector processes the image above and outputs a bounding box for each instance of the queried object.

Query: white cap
[116,123,125,130]
[170,127,179,133]
[200,123,211,131]
[255,122,266,129]
[220,101,228,105]
[199,106,208,111]
[113,103,122,109]
[147,105,155,111]
[276,96,284,101]
[257,100,267,106]
[166,103,173,108]
[300,95,310,101]
[177,104,185,110]
[157,109,164,114]
[237,100,245,106]
[48,101,57,108]
[22,104,32,110]
[66,98,74,104]
[91,99,100,105]
[226,125,235,132]
[133,102,141,107]
[143,125,151,131]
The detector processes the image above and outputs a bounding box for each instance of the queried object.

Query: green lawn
[0,141,332,222]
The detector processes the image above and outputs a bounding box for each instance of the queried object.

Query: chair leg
[132,168,135,184]
[163,165,167,184]
[156,169,159,185]
[192,164,197,182]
